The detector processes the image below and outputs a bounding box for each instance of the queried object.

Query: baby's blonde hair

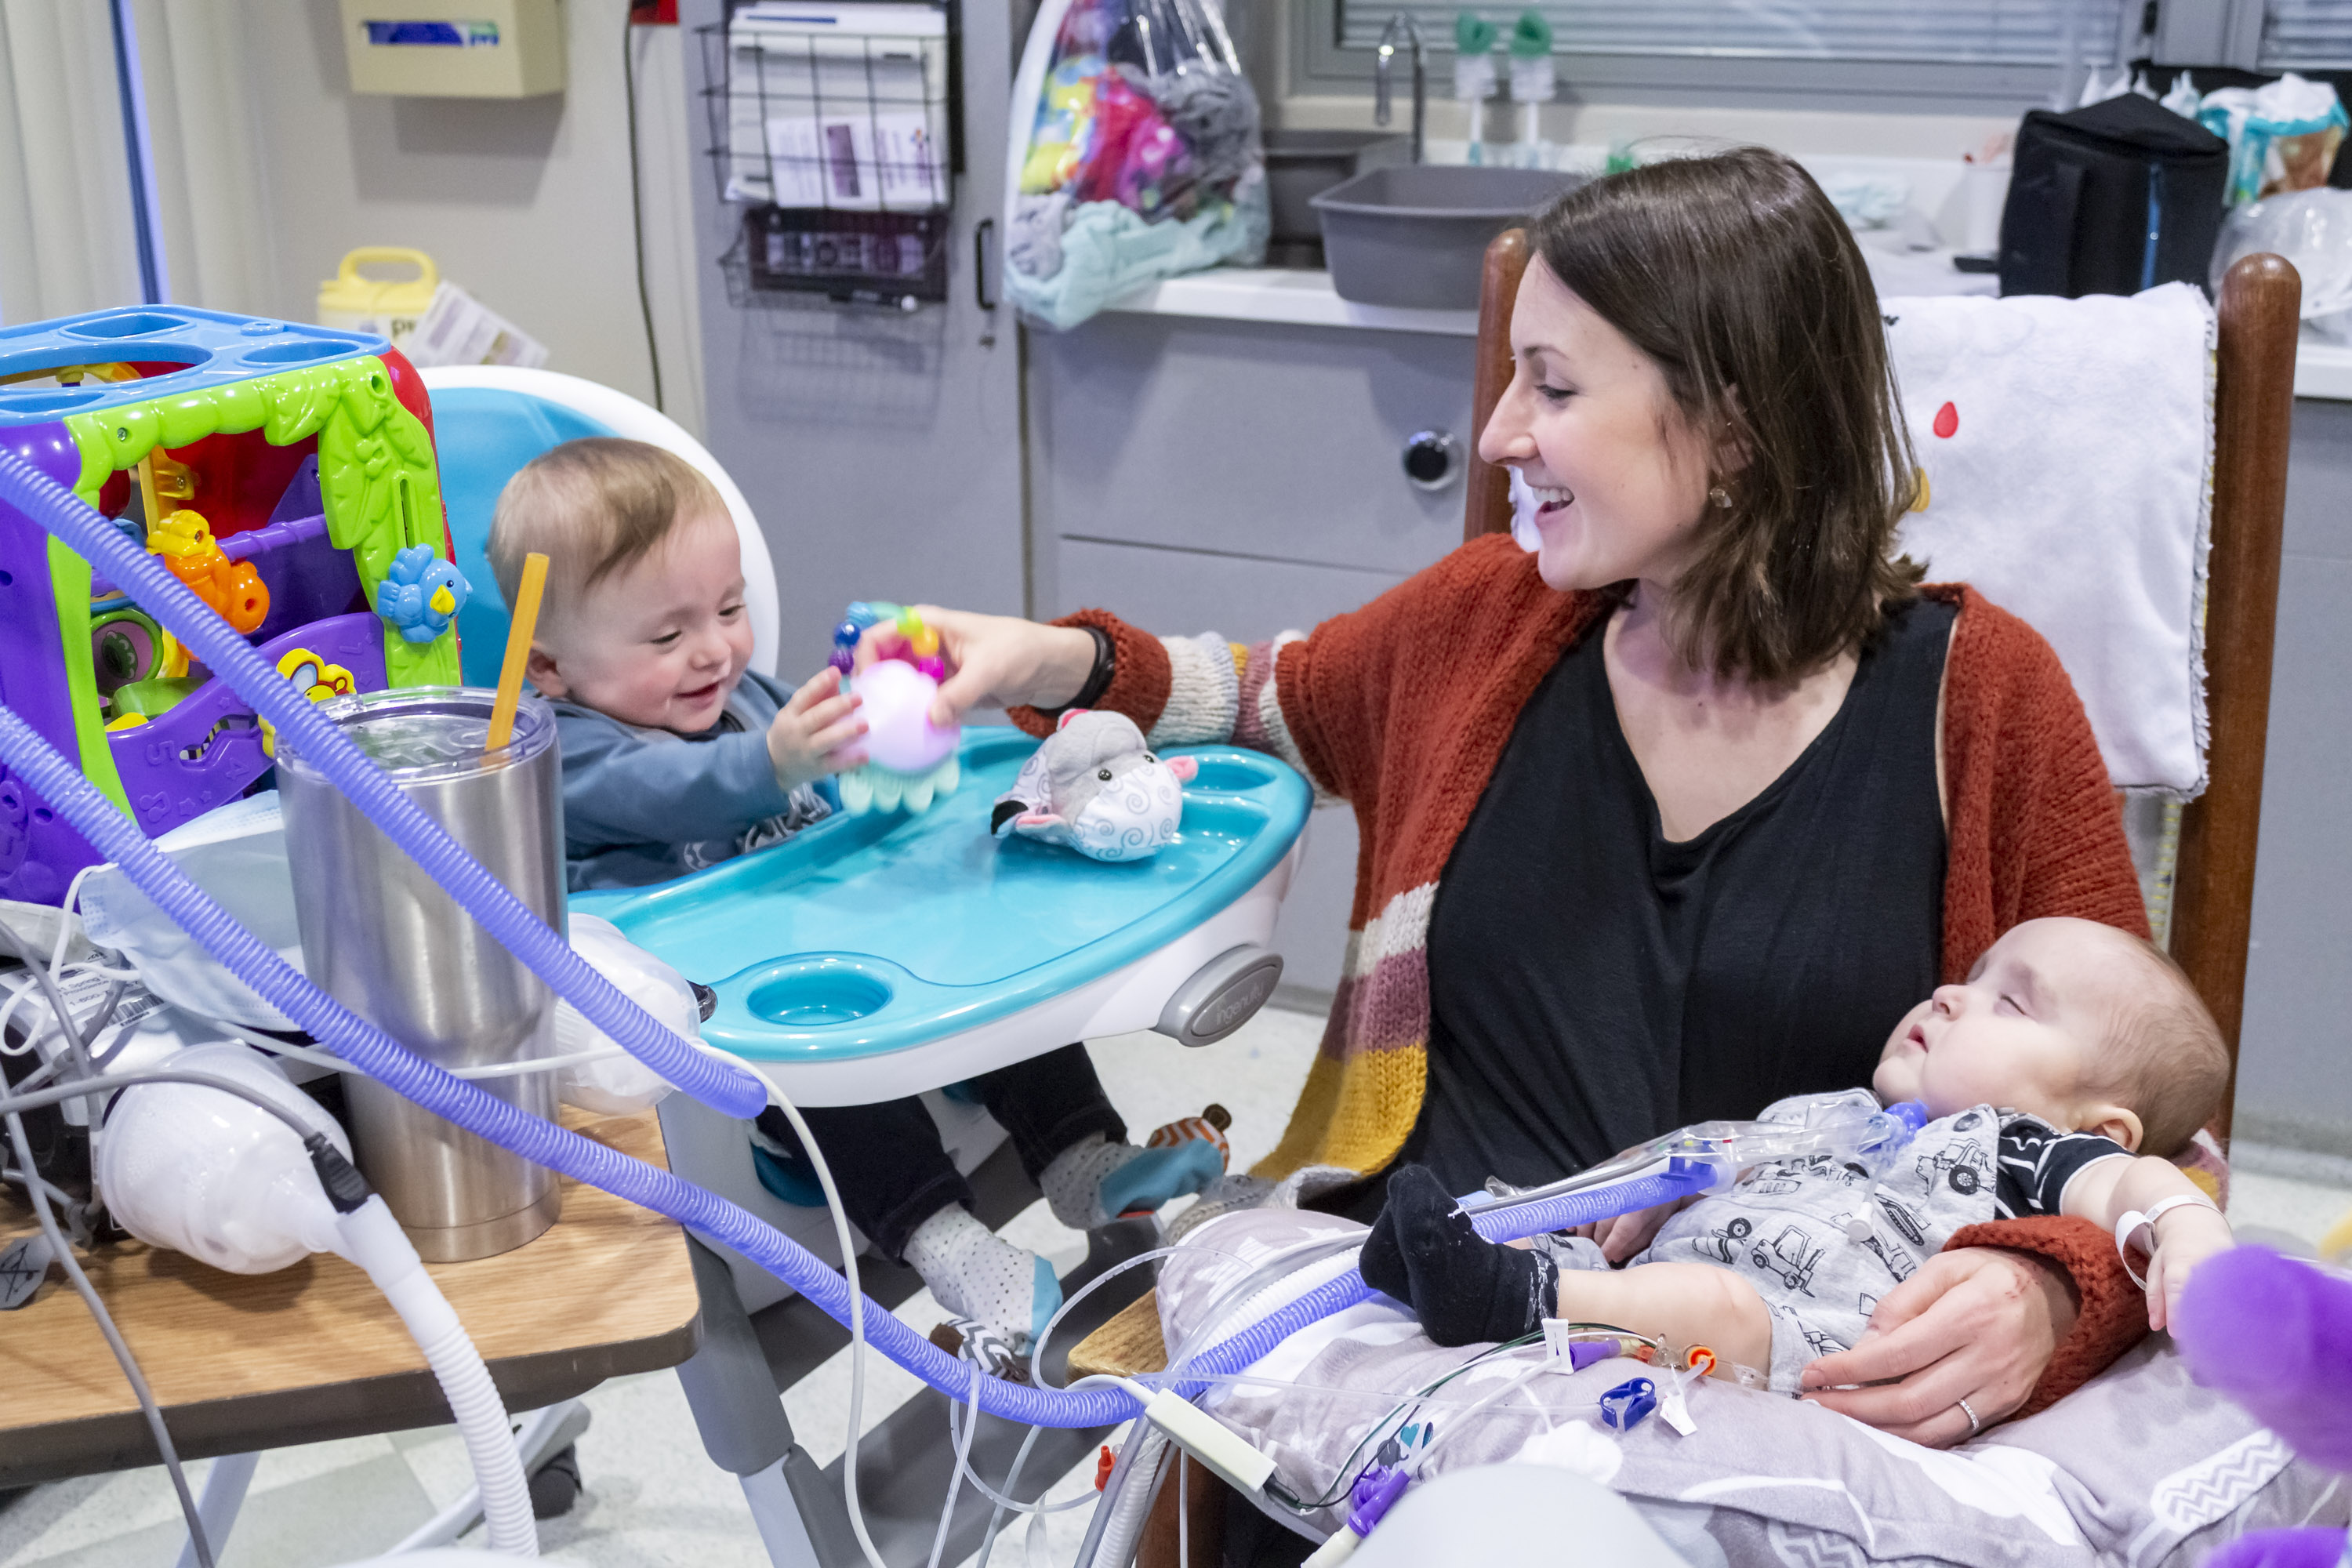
[488,438,727,619]
[2091,931,2230,1158]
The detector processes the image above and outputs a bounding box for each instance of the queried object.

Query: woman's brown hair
[1530,145,1922,683]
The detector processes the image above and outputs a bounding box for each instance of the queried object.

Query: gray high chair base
[669,1130,1163,1567]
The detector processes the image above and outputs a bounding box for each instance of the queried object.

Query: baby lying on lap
[1363,916,2234,1396]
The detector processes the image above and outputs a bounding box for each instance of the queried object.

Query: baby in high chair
[490,438,1222,1360]
[1362,916,2235,1396]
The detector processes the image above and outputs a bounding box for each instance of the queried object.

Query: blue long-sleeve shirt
[551,669,830,891]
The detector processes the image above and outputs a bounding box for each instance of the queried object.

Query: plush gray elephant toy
[990,710,1196,862]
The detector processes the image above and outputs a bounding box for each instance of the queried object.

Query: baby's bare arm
[2060,1153,2204,1231]
[1552,1262,1773,1378]
[2061,1154,2234,1330]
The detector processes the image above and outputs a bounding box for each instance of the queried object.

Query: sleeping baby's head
[490,437,749,735]
[1873,916,2228,1157]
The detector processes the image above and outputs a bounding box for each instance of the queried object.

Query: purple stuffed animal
[2174,1246,2352,1568]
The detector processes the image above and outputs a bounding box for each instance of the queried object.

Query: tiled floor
[6,1006,2347,1568]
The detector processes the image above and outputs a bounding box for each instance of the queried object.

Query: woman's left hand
[1795,1246,2079,1447]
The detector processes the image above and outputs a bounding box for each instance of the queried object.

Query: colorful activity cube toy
[0,306,464,905]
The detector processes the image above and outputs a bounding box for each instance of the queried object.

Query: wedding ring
[1956,1396,1982,1437]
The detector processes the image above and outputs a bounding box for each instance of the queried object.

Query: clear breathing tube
[1458,1097,1932,1238]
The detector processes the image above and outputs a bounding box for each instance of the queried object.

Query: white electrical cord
[207,1018,629,1082]
[693,1043,888,1568]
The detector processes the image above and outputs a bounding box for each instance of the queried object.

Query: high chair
[419,365,1308,1566]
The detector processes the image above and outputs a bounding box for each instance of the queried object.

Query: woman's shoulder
[1928,582,2111,789]
[1346,534,1606,659]
[1925,583,2082,712]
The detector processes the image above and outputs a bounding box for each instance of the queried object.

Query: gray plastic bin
[1313,165,1584,308]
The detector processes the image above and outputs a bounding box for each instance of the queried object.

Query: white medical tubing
[333,1196,537,1559]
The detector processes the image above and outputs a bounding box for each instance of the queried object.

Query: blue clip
[1599,1377,1657,1432]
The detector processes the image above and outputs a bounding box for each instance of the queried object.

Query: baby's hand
[1575,1194,1699,1265]
[768,668,866,791]
[2144,1206,2234,1331]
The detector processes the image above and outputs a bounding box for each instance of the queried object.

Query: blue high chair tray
[572,728,1309,1097]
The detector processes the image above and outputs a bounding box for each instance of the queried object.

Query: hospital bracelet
[2113,1192,2223,1289]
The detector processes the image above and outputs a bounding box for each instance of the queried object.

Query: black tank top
[1406,597,1954,1196]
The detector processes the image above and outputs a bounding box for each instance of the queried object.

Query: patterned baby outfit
[1616,1091,2130,1390]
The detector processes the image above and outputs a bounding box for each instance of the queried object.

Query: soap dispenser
[1454,13,1497,165]
[1508,10,1555,166]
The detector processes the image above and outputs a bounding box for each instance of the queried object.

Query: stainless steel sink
[1312,165,1584,309]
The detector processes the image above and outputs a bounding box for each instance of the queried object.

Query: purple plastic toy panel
[107,612,389,840]
[0,421,96,903]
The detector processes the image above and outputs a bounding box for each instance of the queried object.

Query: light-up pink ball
[855,659,960,773]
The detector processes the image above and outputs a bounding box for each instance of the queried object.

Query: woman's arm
[884,537,1585,808]
[1797,1214,2158,1442]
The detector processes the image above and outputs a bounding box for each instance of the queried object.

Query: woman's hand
[858,606,1096,726]
[1573,1194,1698,1264]
[1797,1246,2078,1447]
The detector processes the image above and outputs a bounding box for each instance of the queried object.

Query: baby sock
[1040,1132,1225,1232]
[1359,1164,1560,1347]
[902,1203,1063,1349]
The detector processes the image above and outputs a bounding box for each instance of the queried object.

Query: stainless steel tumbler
[277,687,566,1261]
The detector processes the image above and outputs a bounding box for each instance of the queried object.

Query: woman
[892,148,2152,1448]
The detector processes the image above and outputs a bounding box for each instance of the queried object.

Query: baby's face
[530,508,753,734]
[1873,917,2132,1128]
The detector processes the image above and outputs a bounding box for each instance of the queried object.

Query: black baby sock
[1359,1163,1559,1347]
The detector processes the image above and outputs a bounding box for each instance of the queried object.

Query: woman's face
[1477,257,1720,594]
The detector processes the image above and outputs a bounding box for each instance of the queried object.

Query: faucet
[1374,13,1425,165]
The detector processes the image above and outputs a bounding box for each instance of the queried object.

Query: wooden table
[0,1106,702,1486]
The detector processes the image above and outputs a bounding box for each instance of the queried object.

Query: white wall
[225,0,708,437]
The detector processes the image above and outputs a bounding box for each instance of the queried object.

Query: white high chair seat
[418,365,782,678]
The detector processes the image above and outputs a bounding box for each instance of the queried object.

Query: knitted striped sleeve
[1007,613,1334,796]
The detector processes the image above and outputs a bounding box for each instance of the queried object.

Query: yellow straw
[486,551,548,753]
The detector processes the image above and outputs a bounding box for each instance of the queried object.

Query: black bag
[1999,93,2230,298]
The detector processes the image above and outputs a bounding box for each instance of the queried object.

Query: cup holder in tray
[747,960,895,1026]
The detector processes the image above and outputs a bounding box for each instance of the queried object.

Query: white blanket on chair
[1885,284,2216,794]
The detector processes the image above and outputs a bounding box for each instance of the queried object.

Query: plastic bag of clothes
[1004,0,1267,329]
[2211,187,2352,340]
[2196,72,2349,206]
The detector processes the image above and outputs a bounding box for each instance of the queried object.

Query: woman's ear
[1711,386,1754,481]
[526,644,568,699]
[2078,1102,2145,1153]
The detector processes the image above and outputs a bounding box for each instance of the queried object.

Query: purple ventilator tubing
[0,448,1720,1427]
[0,705,1722,1428]
[0,446,765,1123]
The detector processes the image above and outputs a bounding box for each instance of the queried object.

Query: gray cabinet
[1028,311,1477,996]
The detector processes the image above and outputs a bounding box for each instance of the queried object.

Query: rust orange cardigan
[1017,533,2154,1408]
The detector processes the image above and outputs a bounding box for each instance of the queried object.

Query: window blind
[2259,0,2352,69]
[1337,0,2125,65]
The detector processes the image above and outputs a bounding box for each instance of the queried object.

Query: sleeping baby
[1361,916,2237,1394]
